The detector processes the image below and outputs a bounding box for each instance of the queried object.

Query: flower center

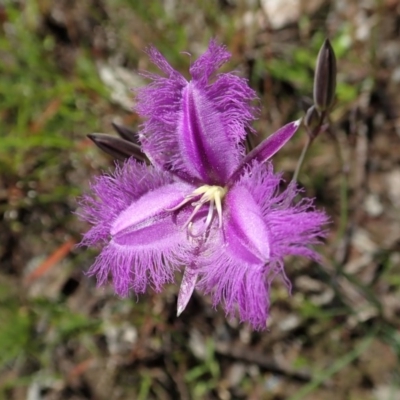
[168,185,227,236]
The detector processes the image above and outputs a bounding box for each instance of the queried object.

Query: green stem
[328,130,349,241]
[330,132,348,240]
[338,166,348,239]
[292,136,313,182]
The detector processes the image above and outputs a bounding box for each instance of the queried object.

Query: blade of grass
[287,330,376,400]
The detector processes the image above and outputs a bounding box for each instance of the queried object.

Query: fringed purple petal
[196,248,273,330]
[196,161,328,329]
[135,47,188,174]
[194,181,272,328]
[190,40,257,146]
[78,159,195,296]
[239,162,329,261]
[145,46,187,79]
[233,268,272,330]
[177,82,239,184]
[223,185,270,264]
[136,40,257,184]
[189,39,231,84]
[78,160,171,245]
[204,73,258,145]
[111,182,193,237]
[184,40,258,183]
[87,240,179,296]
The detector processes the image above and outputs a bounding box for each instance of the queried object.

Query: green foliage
[185,339,221,398]
[0,283,32,367]
[0,2,107,179]
[263,30,359,107]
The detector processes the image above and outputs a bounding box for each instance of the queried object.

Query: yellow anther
[166,184,227,235]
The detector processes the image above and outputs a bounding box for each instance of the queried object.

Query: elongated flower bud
[111,122,139,144]
[88,133,147,162]
[313,39,337,112]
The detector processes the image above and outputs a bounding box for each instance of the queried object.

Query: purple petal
[194,183,272,329]
[87,239,181,296]
[146,46,187,79]
[177,82,239,184]
[135,47,188,173]
[229,120,301,184]
[204,72,258,145]
[235,162,330,294]
[111,182,192,239]
[233,268,273,330]
[177,268,198,316]
[238,161,329,262]
[78,159,194,296]
[223,185,270,264]
[196,249,272,330]
[196,161,328,329]
[136,40,257,184]
[78,161,166,245]
[189,39,231,84]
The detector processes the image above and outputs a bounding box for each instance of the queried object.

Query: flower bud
[88,133,146,162]
[313,39,337,112]
[304,105,323,139]
[111,122,139,144]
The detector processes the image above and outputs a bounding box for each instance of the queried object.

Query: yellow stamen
[167,184,227,235]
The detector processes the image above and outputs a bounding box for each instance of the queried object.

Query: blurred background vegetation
[1,0,400,399]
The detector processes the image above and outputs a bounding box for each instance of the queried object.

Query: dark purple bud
[304,105,322,139]
[313,39,336,112]
[88,133,147,162]
[111,122,139,144]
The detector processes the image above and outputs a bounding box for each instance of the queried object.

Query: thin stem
[292,110,326,182]
[292,136,313,182]
[330,131,348,240]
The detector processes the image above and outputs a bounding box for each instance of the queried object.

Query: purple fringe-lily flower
[79,41,328,330]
